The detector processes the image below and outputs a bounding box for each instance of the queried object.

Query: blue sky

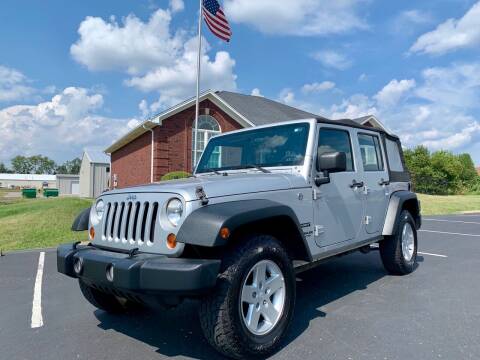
[1,0,480,165]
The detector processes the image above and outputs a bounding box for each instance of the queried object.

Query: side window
[358,134,384,171]
[318,128,354,171]
[385,139,404,172]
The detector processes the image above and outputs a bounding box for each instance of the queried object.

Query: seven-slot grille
[102,201,159,245]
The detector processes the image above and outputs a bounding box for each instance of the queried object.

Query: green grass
[418,194,480,215]
[0,197,93,251]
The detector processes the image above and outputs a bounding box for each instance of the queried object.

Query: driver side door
[313,126,365,249]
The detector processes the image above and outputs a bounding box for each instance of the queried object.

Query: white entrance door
[71,181,80,195]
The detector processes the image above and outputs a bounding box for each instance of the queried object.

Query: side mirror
[317,151,347,173]
[315,152,347,186]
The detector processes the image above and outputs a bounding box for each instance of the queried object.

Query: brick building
[105,90,383,188]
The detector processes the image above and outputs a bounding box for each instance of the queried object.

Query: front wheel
[380,210,418,275]
[199,234,296,359]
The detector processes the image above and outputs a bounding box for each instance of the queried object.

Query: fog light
[73,257,83,275]
[89,227,95,240]
[166,233,177,249]
[106,264,114,282]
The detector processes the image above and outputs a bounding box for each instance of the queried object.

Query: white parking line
[419,229,480,237]
[418,251,448,258]
[423,219,480,225]
[31,252,45,329]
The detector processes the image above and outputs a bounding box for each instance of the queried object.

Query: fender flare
[71,207,91,231]
[382,191,421,236]
[176,199,311,257]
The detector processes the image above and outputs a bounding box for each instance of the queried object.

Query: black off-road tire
[198,234,296,359]
[78,280,126,313]
[380,210,418,275]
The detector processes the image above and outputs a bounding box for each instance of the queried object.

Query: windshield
[196,123,310,174]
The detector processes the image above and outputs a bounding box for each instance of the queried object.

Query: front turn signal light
[220,227,230,239]
[167,233,177,249]
[89,227,95,240]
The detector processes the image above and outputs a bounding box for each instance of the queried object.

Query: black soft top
[315,117,409,182]
[316,117,400,140]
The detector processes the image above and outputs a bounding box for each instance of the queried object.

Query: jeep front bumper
[57,243,221,295]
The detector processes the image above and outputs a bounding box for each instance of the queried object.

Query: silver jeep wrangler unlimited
[58,118,421,359]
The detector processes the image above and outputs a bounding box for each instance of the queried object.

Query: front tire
[199,234,296,359]
[380,210,418,275]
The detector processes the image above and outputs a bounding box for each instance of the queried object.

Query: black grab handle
[350,180,364,189]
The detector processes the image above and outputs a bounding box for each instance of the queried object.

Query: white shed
[79,149,110,198]
[56,174,80,195]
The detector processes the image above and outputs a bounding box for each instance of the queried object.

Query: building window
[192,115,221,168]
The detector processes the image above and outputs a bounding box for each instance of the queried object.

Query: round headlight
[166,198,183,227]
[95,200,105,220]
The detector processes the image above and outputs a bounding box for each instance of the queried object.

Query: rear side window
[358,134,384,171]
[385,139,404,172]
[318,128,354,171]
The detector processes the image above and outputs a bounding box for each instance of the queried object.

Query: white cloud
[279,89,296,105]
[311,50,352,70]
[71,7,238,110]
[126,37,237,108]
[302,81,335,94]
[0,87,135,163]
[330,94,378,119]
[374,79,416,107]
[251,88,263,97]
[71,9,184,74]
[0,65,36,102]
[169,0,184,13]
[415,63,480,108]
[224,0,368,36]
[392,10,433,34]
[410,1,480,55]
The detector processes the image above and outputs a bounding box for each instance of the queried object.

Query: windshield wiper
[244,164,271,173]
[203,168,222,175]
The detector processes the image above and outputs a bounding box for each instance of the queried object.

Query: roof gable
[84,149,110,164]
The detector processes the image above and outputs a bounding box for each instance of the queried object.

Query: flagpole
[193,0,203,171]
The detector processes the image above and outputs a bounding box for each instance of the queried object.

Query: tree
[0,162,10,173]
[11,155,33,174]
[10,155,57,174]
[404,146,479,195]
[457,153,478,186]
[56,158,81,175]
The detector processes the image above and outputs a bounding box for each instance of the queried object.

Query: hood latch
[196,186,209,206]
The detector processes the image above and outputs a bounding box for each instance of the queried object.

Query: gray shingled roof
[84,149,110,164]
[216,91,321,125]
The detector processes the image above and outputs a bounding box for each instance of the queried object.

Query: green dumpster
[22,188,37,199]
[43,188,59,197]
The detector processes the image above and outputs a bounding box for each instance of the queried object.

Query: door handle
[378,178,390,186]
[350,180,364,189]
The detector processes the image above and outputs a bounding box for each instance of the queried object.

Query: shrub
[161,171,191,181]
[404,146,479,195]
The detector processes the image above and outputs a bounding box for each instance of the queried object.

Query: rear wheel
[199,234,296,359]
[380,210,418,275]
[78,280,126,313]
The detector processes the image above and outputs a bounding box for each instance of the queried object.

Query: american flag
[202,0,232,42]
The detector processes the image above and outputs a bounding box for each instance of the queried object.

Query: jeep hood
[104,173,308,202]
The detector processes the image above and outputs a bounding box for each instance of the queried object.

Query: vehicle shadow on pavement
[94,252,390,359]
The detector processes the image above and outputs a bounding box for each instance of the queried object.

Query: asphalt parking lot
[1,214,480,360]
